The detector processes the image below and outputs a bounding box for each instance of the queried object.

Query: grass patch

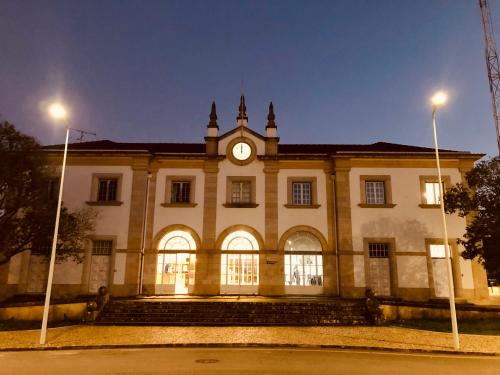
[0,319,80,331]
[390,319,500,335]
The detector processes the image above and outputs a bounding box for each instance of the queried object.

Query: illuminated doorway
[220,230,259,294]
[284,231,323,294]
[155,230,196,294]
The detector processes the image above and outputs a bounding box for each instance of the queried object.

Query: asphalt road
[0,347,498,375]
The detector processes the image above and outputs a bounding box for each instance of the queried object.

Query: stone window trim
[86,173,124,206]
[363,237,398,297]
[223,176,259,208]
[418,175,451,208]
[225,137,257,166]
[424,238,463,299]
[358,175,396,208]
[81,235,118,290]
[284,176,321,209]
[161,176,197,207]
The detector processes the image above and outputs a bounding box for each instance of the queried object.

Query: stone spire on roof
[236,95,248,126]
[207,101,219,137]
[266,101,276,128]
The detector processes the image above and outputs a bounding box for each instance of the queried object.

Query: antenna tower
[479,0,500,154]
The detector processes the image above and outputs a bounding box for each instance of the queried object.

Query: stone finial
[236,95,248,122]
[208,101,218,129]
[266,101,276,128]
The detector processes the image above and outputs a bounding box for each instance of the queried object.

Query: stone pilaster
[323,162,338,296]
[259,161,282,295]
[194,159,220,295]
[141,169,158,295]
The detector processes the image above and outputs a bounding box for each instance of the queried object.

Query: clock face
[232,142,252,161]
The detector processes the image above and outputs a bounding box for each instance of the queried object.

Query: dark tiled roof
[43,140,465,155]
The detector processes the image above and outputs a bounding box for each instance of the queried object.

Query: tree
[444,156,500,282]
[0,121,95,265]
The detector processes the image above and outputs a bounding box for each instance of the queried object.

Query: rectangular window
[365,181,386,204]
[430,244,446,258]
[97,178,118,201]
[368,243,389,258]
[425,182,443,205]
[231,181,251,204]
[92,240,113,256]
[292,182,312,205]
[171,181,191,203]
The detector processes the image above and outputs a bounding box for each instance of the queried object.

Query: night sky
[1,0,499,156]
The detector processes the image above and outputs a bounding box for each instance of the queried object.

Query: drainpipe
[332,174,341,297]
[138,171,152,295]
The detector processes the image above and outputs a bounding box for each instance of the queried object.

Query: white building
[0,97,490,301]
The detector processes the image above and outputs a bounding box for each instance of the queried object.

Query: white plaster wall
[63,165,133,249]
[277,170,328,243]
[53,259,83,284]
[353,255,366,287]
[350,167,466,288]
[153,168,205,244]
[216,159,266,241]
[7,253,22,284]
[350,167,465,252]
[397,256,429,288]
[218,128,266,156]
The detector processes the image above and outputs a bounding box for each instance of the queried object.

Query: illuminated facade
[0,97,491,301]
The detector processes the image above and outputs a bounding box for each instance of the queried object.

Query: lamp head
[48,102,67,120]
[431,91,447,108]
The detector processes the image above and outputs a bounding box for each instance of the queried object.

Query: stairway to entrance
[95,297,370,326]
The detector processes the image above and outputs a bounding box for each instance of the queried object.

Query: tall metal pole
[432,108,460,351]
[40,126,70,345]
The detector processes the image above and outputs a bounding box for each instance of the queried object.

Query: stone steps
[95,298,370,326]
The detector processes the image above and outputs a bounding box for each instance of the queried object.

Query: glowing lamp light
[431,91,447,108]
[48,102,67,120]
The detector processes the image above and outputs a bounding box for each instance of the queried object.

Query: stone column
[259,161,283,295]
[194,159,220,295]
[141,169,158,295]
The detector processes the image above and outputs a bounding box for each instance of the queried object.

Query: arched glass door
[220,230,259,294]
[156,230,196,294]
[284,231,323,294]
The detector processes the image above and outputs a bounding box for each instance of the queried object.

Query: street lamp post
[40,102,69,345]
[430,91,460,351]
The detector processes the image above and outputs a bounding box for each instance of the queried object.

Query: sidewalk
[0,325,499,354]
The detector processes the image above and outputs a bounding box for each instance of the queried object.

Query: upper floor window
[359,175,395,208]
[171,181,191,204]
[224,176,258,208]
[98,178,118,201]
[425,182,442,205]
[231,181,251,204]
[419,176,450,208]
[285,177,320,209]
[87,173,123,206]
[47,177,60,201]
[365,181,385,204]
[292,182,312,205]
[368,242,389,258]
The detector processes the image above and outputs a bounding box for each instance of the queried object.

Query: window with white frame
[425,182,444,205]
[231,181,251,204]
[292,182,312,205]
[365,181,385,204]
[171,181,191,204]
[430,244,448,258]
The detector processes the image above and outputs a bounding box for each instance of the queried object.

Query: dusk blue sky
[1,0,499,156]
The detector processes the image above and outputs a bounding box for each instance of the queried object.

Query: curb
[0,343,498,356]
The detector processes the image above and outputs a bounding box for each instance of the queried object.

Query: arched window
[220,230,259,293]
[284,231,323,291]
[156,230,197,295]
